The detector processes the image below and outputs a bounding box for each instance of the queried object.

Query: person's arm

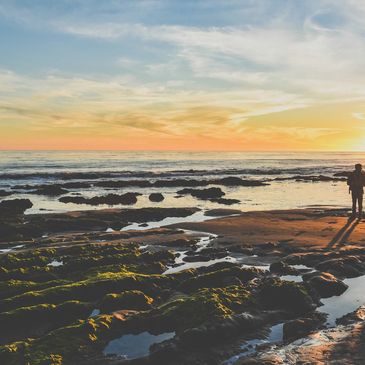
[347,173,353,194]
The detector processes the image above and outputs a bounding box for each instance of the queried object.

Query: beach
[2,198,365,364]
[1,152,365,364]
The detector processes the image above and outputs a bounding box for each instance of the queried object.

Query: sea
[0,151,362,214]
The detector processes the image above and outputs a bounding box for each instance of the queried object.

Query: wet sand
[172,208,365,249]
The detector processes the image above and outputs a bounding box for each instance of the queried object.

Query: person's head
[355,163,362,172]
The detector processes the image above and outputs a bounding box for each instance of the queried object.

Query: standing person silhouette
[347,163,365,219]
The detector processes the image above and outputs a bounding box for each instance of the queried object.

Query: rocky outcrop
[209,198,240,205]
[33,185,68,196]
[315,256,365,278]
[149,193,165,202]
[100,290,153,312]
[179,266,261,292]
[59,192,142,205]
[303,271,348,298]
[270,261,300,275]
[257,278,315,314]
[283,312,326,340]
[0,199,33,216]
[177,187,225,200]
[211,177,268,186]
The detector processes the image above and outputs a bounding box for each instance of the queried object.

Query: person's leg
[352,191,357,217]
[359,194,363,218]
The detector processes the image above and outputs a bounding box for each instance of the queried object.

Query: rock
[258,278,315,314]
[303,271,348,298]
[205,208,242,216]
[179,266,261,292]
[183,254,212,263]
[167,238,198,248]
[33,185,68,196]
[0,190,13,197]
[211,176,269,186]
[334,171,351,177]
[337,305,365,325]
[283,312,327,340]
[236,356,284,365]
[209,198,240,205]
[100,290,153,312]
[117,207,199,223]
[179,312,263,347]
[149,193,165,202]
[315,256,365,278]
[270,261,300,275]
[59,192,142,205]
[0,199,33,216]
[62,182,91,189]
[177,187,225,200]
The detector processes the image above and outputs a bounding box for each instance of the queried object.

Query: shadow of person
[338,219,360,246]
[327,218,359,249]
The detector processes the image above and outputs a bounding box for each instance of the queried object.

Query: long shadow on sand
[327,218,359,249]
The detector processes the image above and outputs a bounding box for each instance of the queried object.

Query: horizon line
[1,149,365,153]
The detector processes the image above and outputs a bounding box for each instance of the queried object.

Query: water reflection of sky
[103,331,175,360]
[318,275,365,326]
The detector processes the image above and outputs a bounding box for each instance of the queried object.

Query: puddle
[0,244,25,254]
[318,274,365,326]
[292,264,313,270]
[89,309,100,317]
[47,260,64,267]
[164,255,238,274]
[279,275,303,282]
[120,211,218,231]
[103,331,175,360]
[163,231,270,275]
[224,323,284,364]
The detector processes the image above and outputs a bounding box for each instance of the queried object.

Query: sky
[1,0,365,151]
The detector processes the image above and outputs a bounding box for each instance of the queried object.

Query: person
[347,163,365,219]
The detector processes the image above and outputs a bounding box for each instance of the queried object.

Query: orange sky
[2,1,365,151]
[1,101,365,151]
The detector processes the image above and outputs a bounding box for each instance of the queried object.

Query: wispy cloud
[1,1,365,149]
[352,112,365,121]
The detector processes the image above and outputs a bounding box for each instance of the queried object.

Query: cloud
[352,112,365,120]
[2,1,365,149]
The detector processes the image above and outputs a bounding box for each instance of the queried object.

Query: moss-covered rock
[148,286,254,331]
[0,315,113,365]
[100,290,154,312]
[0,301,92,343]
[179,266,261,292]
[0,269,172,312]
[257,278,314,314]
